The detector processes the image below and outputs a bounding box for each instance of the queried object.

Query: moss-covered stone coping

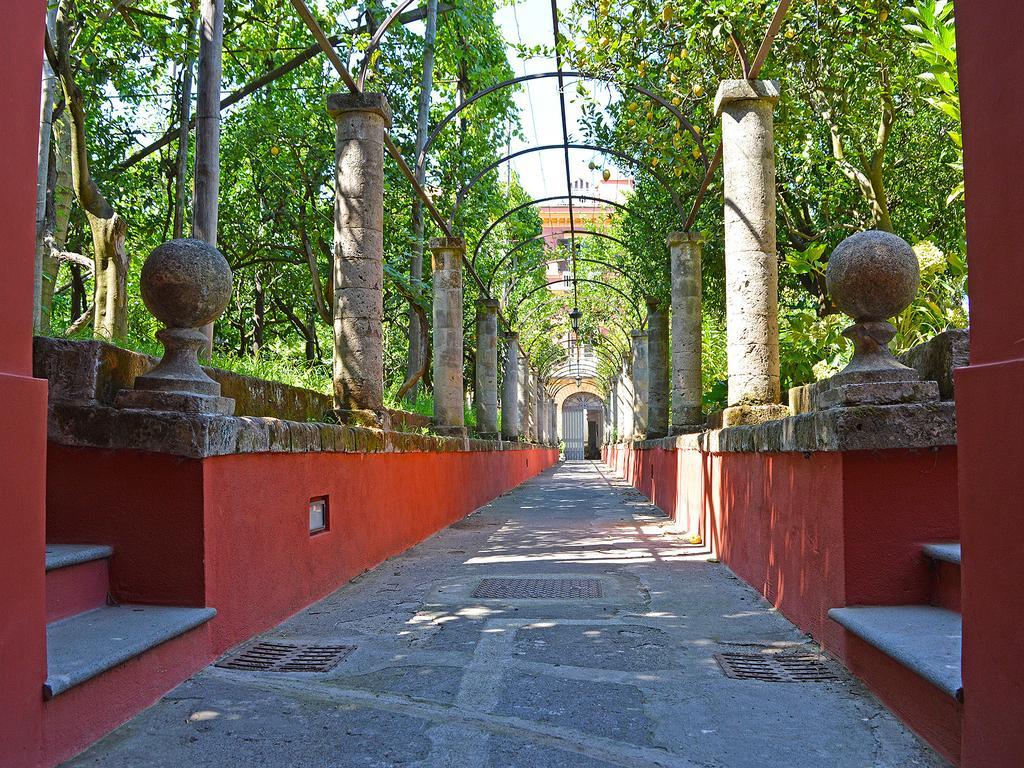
[618,400,956,454]
[35,337,553,459]
[48,403,551,459]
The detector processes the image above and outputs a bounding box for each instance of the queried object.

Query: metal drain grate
[714,652,841,683]
[472,577,603,600]
[216,642,353,672]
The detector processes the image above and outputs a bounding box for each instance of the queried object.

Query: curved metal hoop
[356,0,420,90]
[516,278,644,325]
[451,143,686,226]
[472,194,657,266]
[495,256,645,299]
[418,70,709,173]
[487,228,629,291]
[504,284,635,347]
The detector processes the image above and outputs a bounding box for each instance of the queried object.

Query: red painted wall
[41,443,556,766]
[47,446,555,649]
[955,3,1024,765]
[202,448,556,651]
[47,446,207,606]
[0,3,50,767]
[605,443,961,761]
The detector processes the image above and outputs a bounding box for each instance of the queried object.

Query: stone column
[430,237,465,435]
[630,331,648,439]
[619,354,634,439]
[715,80,789,426]
[530,370,541,441]
[646,300,669,439]
[518,354,531,439]
[474,299,499,438]
[540,390,548,444]
[501,333,520,440]
[327,93,392,425]
[669,231,705,433]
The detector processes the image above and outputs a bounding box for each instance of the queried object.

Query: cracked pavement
[66,461,948,767]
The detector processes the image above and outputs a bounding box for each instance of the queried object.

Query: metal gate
[563,407,586,460]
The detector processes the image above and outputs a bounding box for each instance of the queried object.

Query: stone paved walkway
[67,461,947,767]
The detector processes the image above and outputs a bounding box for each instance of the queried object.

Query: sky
[491,0,622,200]
[387,0,626,202]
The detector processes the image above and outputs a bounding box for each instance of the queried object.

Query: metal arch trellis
[471,194,658,266]
[507,290,635,351]
[415,70,710,174]
[450,143,687,227]
[515,278,645,326]
[486,228,641,292]
[493,256,646,300]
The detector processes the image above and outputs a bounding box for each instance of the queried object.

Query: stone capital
[714,79,781,116]
[667,231,705,248]
[630,329,647,340]
[428,236,466,253]
[326,92,393,127]
[477,298,500,312]
[504,330,519,341]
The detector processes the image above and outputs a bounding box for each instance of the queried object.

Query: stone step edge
[923,542,962,566]
[829,605,963,701]
[44,604,216,700]
[45,543,113,572]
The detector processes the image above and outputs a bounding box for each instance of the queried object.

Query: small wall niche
[309,496,329,535]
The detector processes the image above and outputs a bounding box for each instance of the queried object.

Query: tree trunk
[174,15,197,239]
[54,5,129,340]
[251,272,264,355]
[34,4,59,331]
[194,0,223,356]
[404,0,439,401]
[39,110,75,334]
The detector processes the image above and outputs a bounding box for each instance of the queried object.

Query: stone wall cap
[429,236,466,251]
[326,92,393,127]
[667,231,705,246]
[714,79,781,116]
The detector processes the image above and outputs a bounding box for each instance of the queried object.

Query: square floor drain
[216,642,353,672]
[714,652,842,683]
[472,577,603,599]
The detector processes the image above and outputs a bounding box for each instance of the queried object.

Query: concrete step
[923,542,961,613]
[45,544,113,623]
[829,605,962,700]
[44,604,216,699]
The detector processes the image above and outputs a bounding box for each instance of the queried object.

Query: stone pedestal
[646,301,670,439]
[116,239,235,416]
[715,80,788,426]
[327,93,392,425]
[474,299,499,437]
[630,330,649,439]
[806,230,939,411]
[669,231,705,433]
[501,332,520,440]
[430,237,466,436]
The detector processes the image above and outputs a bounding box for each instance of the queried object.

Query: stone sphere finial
[826,230,919,322]
[824,230,922,384]
[116,238,235,416]
[140,238,233,329]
